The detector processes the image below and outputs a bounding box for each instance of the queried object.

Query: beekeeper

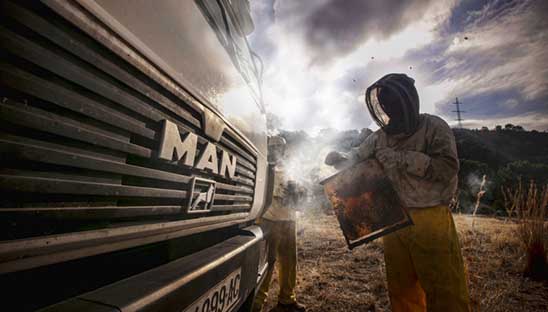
[325,73,470,312]
[253,136,306,312]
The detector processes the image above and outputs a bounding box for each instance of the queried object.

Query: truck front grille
[0,0,257,244]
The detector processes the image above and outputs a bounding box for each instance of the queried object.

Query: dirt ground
[263,214,548,312]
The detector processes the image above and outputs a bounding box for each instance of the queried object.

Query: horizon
[273,119,547,138]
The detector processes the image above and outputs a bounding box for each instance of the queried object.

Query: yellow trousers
[253,219,297,311]
[383,205,470,312]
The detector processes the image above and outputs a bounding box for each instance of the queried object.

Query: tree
[491,160,548,214]
[498,161,548,185]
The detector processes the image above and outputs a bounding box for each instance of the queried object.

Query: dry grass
[512,182,547,280]
[262,214,548,312]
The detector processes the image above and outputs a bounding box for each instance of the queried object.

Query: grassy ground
[262,214,548,312]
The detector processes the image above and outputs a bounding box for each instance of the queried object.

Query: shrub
[503,180,548,280]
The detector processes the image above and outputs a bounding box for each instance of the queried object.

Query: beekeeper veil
[267,135,286,164]
[365,73,420,135]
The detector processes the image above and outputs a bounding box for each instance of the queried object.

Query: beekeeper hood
[365,73,420,135]
[268,135,287,164]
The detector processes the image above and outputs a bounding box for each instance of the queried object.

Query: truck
[0,0,273,311]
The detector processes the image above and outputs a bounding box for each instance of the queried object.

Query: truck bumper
[40,225,265,312]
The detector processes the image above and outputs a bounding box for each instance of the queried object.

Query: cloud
[411,0,548,126]
[248,0,548,133]
[445,1,548,99]
[302,0,437,66]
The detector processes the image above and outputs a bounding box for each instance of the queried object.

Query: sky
[248,0,548,134]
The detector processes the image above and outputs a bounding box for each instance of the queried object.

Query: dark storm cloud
[445,0,519,34]
[303,0,435,65]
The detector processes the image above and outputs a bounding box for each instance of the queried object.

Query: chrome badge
[188,177,216,213]
[158,120,237,179]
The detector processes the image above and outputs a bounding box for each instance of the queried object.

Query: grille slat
[0,175,189,199]
[0,101,152,158]
[232,176,255,187]
[0,60,156,140]
[235,166,256,180]
[1,96,130,142]
[0,206,185,220]
[211,204,251,212]
[219,136,256,165]
[214,194,253,203]
[0,132,125,163]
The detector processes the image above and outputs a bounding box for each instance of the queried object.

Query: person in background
[325,73,470,312]
[252,136,306,312]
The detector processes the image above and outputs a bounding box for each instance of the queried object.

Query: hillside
[454,128,548,168]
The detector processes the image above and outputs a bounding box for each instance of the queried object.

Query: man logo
[188,177,216,213]
[158,120,237,179]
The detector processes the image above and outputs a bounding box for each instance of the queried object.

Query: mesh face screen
[368,86,391,127]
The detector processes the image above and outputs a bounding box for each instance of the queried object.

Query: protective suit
[350,114,459,208]
[327,73,470,311]
[383,204,469,312]
[253,137,305,312]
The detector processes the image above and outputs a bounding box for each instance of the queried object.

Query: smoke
[278,127,373,214]
[461,173,492,214]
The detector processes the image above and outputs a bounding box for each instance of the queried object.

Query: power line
[452,97,465,128]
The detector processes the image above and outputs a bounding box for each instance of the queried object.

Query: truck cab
[0,0,270,310]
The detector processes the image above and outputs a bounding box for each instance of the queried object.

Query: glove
[375,147,402,171]
[353,133,379,161]
[324,151,348,166]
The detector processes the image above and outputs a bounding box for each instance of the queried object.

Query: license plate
[183,268,242,312]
